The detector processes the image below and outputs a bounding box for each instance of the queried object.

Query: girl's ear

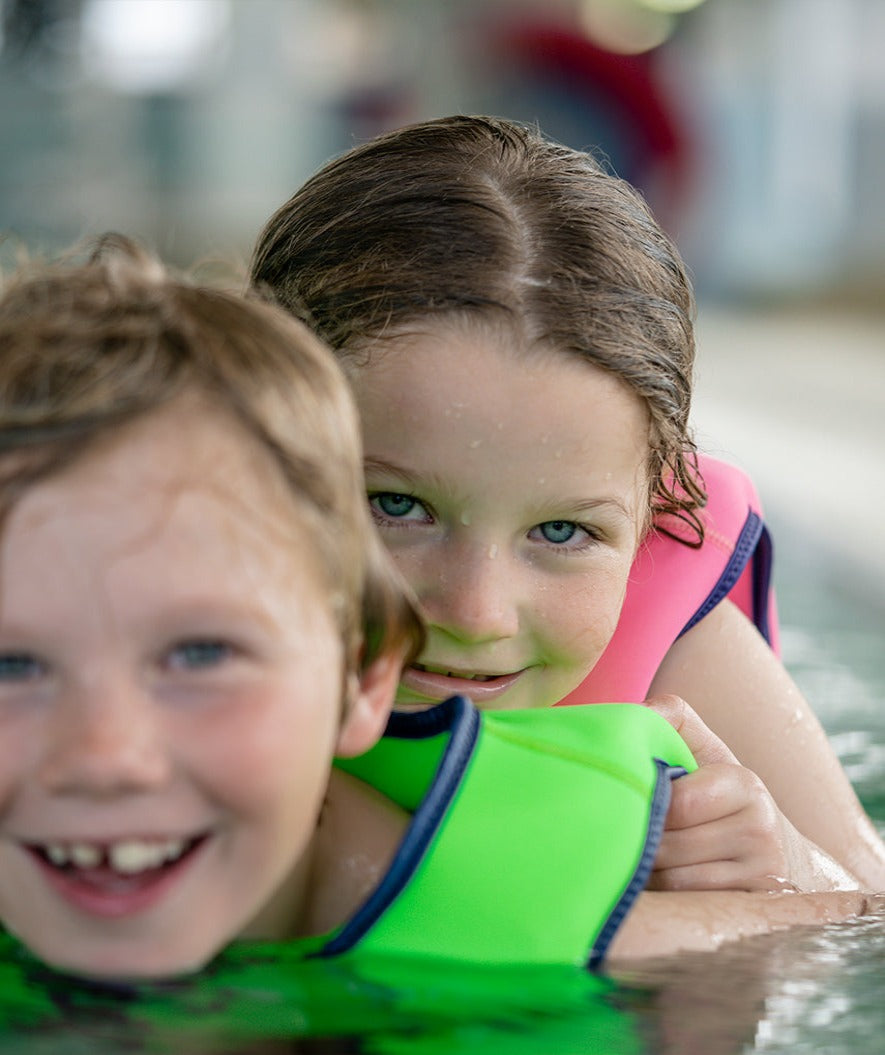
[335,649,402,759]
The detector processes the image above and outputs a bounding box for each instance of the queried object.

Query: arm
[302,768,409,937]
[649,600,885,891]
[646,693,861,892]
[606,888,878,961]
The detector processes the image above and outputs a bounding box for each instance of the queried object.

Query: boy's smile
[0,399,362,978]
[351,319,651,711]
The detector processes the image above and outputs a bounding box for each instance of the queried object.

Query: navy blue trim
[384,694,470,740]
[752,524,774,645]
[677,510,764,640]
[586,759,683,968]
[317,695,480,957]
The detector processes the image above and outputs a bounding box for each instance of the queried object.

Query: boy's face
[353,321,650,711]
[0,401,379,979]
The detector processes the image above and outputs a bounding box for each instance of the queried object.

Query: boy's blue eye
[369,492,427,521]
[537,520,578,544]
[0,653,43,682]
[168,641,232,670]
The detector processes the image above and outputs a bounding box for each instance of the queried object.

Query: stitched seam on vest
[486,722,648,798]
[676,510,763,640]
[587,759,683,968]
[316,696,480,957]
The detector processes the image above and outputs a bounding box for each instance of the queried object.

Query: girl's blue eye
[369,492,430,522]
[0,653,43,682]
[168,641,232,671]
[376,493,415,517]
[538,520,578,544]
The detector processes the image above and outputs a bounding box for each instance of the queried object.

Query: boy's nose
[420,542,521,644]
[39,680,171,796]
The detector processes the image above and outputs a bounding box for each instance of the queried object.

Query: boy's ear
[335,650,401,759]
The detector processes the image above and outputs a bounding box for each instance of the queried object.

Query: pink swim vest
[559,453,780,706]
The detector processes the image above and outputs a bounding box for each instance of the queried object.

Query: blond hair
[0,234,424,671]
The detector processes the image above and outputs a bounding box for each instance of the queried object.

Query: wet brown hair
[0,234,424,672]
[250,114,706,544]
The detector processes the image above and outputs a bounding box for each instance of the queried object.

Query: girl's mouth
[400,663,526,705]
[26,835,208,917]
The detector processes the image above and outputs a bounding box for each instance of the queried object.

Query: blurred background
[3,0,884,292]
[1,0,883,612]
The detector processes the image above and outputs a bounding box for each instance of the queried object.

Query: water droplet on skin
[537,478,546,485]
[488,544,498,559]
[460,511,471,526]
[469,439,481,449]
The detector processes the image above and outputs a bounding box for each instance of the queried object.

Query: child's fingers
[664,763,766,830]
[652,801,793,893]
[645,693,740,767]
[655,797,778,868]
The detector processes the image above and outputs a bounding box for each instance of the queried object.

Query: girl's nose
[420,542,521,644]
[39,679,171,796]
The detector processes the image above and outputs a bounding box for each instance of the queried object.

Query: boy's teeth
[108,839,186,874]
[41,838,189,874]
[70,843,102,868]
[45,843,72,866]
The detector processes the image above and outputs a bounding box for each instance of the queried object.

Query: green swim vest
[0,695,694,1049]
[331,695,697,967]
[0,696,694,990]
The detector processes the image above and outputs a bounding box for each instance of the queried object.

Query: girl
[250,114,885,894]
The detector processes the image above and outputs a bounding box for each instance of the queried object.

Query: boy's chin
[22,935,220,984]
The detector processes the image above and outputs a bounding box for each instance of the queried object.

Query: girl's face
[352,320,651,711]
[0,400,388,979]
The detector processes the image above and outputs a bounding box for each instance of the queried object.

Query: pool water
[1,533,883,1054]
[614,528,885,1055]
[773,536,885,832]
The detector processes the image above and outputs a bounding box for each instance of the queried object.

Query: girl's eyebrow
[568,496,638,522]
[365,457,638,521]
[363,457,449,495]
[362,457,411,480]
[363,456,478,510]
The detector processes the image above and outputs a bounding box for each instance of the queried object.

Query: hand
[645,694,862,893]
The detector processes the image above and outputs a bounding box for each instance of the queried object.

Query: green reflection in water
[0,931,644,1055]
